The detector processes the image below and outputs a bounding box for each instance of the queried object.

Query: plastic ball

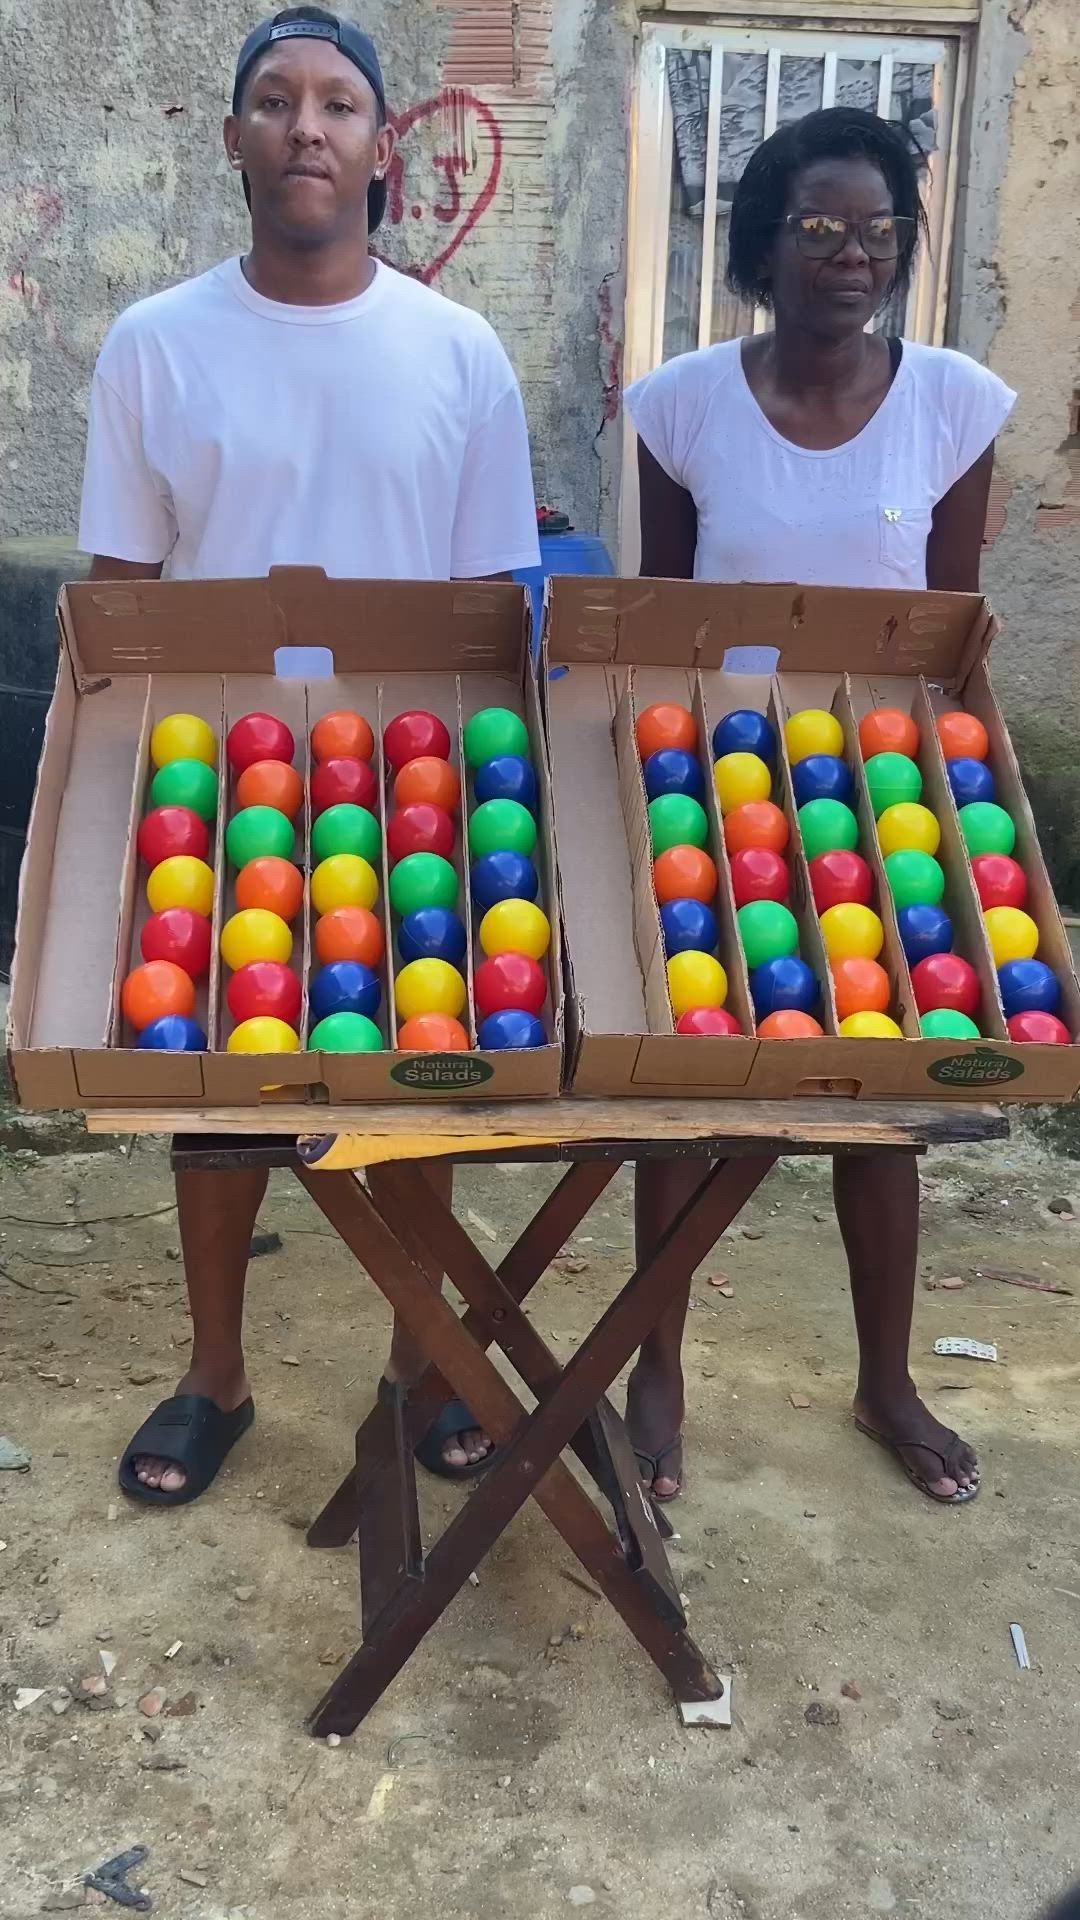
[713,752,772,816]
[798,798,859,861]
[150,758,218,821]
[653,845,717,906]
[911,952,980,1018]
[643,748,705,803]
[463,707,529,769]
[313,804,383,866]
[958,802,1015,858]
[397,1014,470,1051]
[737,899,799,971]
[308,1012,383,1053]
[920,1010,981,1039]
[311,854,378,916]
[228,1016,300,1055]
[971,854,1027,912]
[236,856,305,922]
[936,711,989,762]
[712,710,776,764]
[389,852,458,918]
[864,752,922,817]
[808,849,872,914]
[897,903,954,967]
[137,806,209,869]
[676,1007,741,1036]
[820,903,884,963]
[151,712,216,770]
[998,958,1061,1019]
[660,898,718,957]
[315,906,384,969]
[1007,1010,1072,1045]
[750,954,818,1019]
[730,847,790,909]
[883,849,945,910]
[311,757,378,816]
[725,801,789,858]
[832,957,891,1021]
[311,709,374,765]
[398,907,468,968]
[947,756,995,809]
[471,850,539,912]
[469,798,537,861]
[384,709,452,770]
[667,951,727,1018]
[475,754,539,814]
[227,961,302,1027]
[859,708,920,760]
[226,712,295,775]
[649,793,709,857]
[309,960,381,1023]
[146,856,215,918]
[477,1009,546,1051]
[785,708,843,762]
[877,803,941,859]
[635,702,696,761]
[758,1010,824,1038]
[220,908,292,971]
[140,907,212,978]
[395,756,460,815]
[840,1011,904,1039]
[984,905,1039,968]
[226,805,294,868]
[236,759,304,820]
[137,1014,207,1052]
[791,754,854,810]
[474,952,547,1019]
[122,961,195,1032]
[479,899,551,961]
[386,803,453,866]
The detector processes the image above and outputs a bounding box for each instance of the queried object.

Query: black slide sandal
[118,1393,255,1508]
[379,1378,500,1482]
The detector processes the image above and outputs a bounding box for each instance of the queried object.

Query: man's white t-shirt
[79,257,541,581]
[625,339,1016,589]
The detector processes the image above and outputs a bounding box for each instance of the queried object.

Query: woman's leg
[624,1161,704,1499]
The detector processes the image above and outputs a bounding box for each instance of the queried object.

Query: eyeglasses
[783,213,915,261]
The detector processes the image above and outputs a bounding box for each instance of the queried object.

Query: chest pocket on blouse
[878,504,935,577]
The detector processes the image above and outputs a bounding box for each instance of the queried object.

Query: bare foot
[626,1358,684,1501]
[854,1384,979,1500]
[133,1365,251,1496]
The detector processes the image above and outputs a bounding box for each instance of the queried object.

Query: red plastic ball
[310,757,378,816]
[226,712,295,775]
[911,952,980,1018]
[971,854,1027,912]
[386,803,455,865]
[676,1007,741,1036]
[137,806,209,868]
[1006,1010,1072,1045]
[383,710,452,770]
[140,908,212,979]
[808,849,873,914]
[729,847,789,909]
[226,960,302,1027]
[474,951,547,1019]
[121,960,196,1032]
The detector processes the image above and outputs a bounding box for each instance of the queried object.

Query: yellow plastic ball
[150,712,217,770]
[227,1016,300,1054]
[819,902,885,963]
[311,854,378,915]
[146,855,215,917]
[220,908,292,970]
[785,708,844,762]
[667,950,728,1018]
[395,957,466,1021]
[839,1011,904,1039]
[713,752,772,816]
[479,899,551,961]
[983,905,1039,967]
[877,802,941,859]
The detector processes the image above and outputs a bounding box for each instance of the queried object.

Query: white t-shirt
[625,339,1016,589]
[79,257,541,581]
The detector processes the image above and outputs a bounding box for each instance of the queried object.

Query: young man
[79,7,540,1504]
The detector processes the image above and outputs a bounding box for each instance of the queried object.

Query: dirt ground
[1,1121,1078,1920]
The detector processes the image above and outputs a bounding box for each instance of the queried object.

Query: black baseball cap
[233,8,388,231]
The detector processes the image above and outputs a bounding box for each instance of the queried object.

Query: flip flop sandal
[854,1418,980,1506]
[118,1394,255,1508]
[634,1437,684,1504]
[379,1378,500,1482]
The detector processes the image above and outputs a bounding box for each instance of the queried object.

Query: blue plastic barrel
[515,527,614,653]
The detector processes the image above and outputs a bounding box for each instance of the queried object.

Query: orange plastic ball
[757,1010,824,1038]
[236,759,304,820]
[832,956,891,1021]
[653,844,718,906]
[858,708,920,760]
[311,709,375,764]
[235,856,305,921]
[724,801,790,858]
[121,960,196,1032]
[314,905,385,969]
[395,756,460,813]
[396,1013,471,1052]
[636,702,697,761]
[935,710,989,762]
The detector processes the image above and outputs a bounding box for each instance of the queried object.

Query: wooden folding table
[86,1096,1007,1738]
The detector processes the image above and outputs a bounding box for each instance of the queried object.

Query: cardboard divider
[764,681,839,1034]
[456,680,482,1050]
[372,680,397,1048]
[689,672,755,1038]
[302,674,388,1051]
[613,676,673,1036]
[380,671,468,1051]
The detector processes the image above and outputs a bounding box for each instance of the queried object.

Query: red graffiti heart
[385,90,503,285]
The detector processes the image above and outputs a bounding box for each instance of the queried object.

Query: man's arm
[89,557,165,582]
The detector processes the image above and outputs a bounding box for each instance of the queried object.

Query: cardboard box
[9,573,563,1110]
[544,577,1080,1103]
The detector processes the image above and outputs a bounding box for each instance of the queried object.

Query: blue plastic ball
[309,960,382,1022]
[750,954,819,1019]
[660,897,718,957]
[471,849,539,912]
[998,958,1061,1019]
[474,754,539,814]
[791,754,854,809]
[643,748,706,804]
[137,1014,207,1052]
[712,710,776,764]
[898,902,954,966]
[397,907,468,968]
[947,756,996,808]
[477,1008,546,1051]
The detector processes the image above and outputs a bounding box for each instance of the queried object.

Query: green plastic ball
[150,758,218,822]
[864,752,922,817]
[920,1009,981,1039]
[469,798,537,861]
[883,849,945,910]
[958,801,1015,857]
[308,1012,383,1053]
[648,793,709,857]
[389,852,458,918]
[737,900,799,972]
[311,804,381,865]
[463,707,530,769]
[797,798,859,862]
[225,805,294,868]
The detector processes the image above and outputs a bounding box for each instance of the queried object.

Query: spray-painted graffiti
[386,89,504,284]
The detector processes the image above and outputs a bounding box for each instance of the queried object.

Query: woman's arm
[925,443,996,593]
[638,441,698,581]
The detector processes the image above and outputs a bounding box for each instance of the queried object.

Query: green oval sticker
[927,1047,1025,1087]
[389,1053,495,1091]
